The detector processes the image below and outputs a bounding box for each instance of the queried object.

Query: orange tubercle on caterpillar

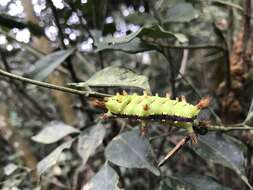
[143,104,149,111]
[196,96,212,109]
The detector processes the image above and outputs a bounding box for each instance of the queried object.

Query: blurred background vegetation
[0,0,253,189]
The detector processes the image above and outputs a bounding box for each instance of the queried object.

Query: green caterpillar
[104,91,207,143]
[105,93,200,120]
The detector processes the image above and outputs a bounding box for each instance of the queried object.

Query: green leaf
[68,66,151,93]
[164,2,199,23]
[161,175,232,190]
[211,0,243,11]
[125,13,157,25]
[82,162,122,190]
[26,48,75,81]
[32,121,80,144]
[95,25,188,52]
[37,140,73,176]
[193,133,252,189]
[105,129,160,176]
[77,124,106,165]
[160,182,175,190]
[96,37,152,53]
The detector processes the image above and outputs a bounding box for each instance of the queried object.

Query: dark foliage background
[0,0,253,190]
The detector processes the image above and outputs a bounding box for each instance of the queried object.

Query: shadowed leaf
[37,140,73,176]
[125,12,157,25]
[105,128,160,176]
[164,2,199,23]
[26,48,75,81]
[77,124,106,165]
[82,162,122,190]
[95,25,187,53]
[32,121,80,144]
[96,38,152,53]
[192,133,251,189]
[68,66,151,93]
[161,175,231,190]
[211,0,243,11]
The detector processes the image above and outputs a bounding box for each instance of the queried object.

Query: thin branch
[158,136,190,167]
[150,124,253,143]
[47,0,80,82]
[66,1,106,71]
[0,68,111,98]
[98,52,104,69]
[149,41,227,51]
[47,0,66,49]
[208,124,253,132]
[243,0,252,71]
[162,50,176,98]
[213,23,231,92]
[177,49,189,79]
[66,1,95,42]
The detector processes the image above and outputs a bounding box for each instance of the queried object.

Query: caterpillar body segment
[105,93,201,121]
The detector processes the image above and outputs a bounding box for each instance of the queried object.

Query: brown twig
[66,2,95,42]
[208,124,253,132]
[47,0,80,82]
[47,0,96,121]
[158,136,190,167]
[0,68,111,98]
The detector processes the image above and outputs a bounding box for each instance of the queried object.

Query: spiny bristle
[143,90,148,97]
[122,90,128,95]
[181,96,186,102]
[166,92,171,99]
